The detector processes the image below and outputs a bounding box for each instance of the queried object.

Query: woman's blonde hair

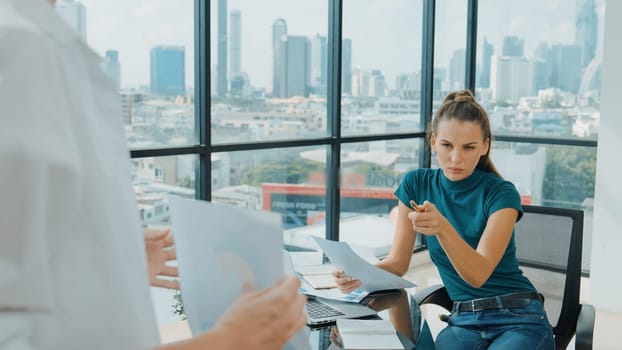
[427,90,502,178]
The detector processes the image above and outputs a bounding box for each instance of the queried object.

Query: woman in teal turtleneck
[334,90,554,350]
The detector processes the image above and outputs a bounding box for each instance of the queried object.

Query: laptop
[282,250,378,326]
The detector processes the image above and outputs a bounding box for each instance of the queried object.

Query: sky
[75,0,606,91]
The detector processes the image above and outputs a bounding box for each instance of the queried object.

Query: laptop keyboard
[306,299,345,319]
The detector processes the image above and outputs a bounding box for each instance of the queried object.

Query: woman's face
[431,119,489,181]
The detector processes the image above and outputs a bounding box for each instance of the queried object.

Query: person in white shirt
[0,0,306,349]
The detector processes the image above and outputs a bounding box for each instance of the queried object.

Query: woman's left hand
[407,201,450,237]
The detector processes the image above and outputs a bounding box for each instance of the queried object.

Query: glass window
[337,139,423,256]
[435,0,468,93]
[210,0,329,143]
[342,0,424,136]
[476,0,605,140]
[75,0,195,148]
[210,147,328,248]
[492,142,594,271]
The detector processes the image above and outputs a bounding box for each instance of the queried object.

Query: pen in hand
[409,200,424,212]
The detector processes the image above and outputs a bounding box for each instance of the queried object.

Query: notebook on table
[283,250,378,326]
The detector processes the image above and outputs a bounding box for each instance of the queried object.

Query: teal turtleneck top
[394,168,536,301]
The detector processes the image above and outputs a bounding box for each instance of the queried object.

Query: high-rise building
[277,35,310,97]
[55,0,86,42]
[342,39,352,95]
[575,0,598,68]
[150,46,185,96]
[102,50,121,90]
[271,18,287,96]
[310,34,327,94]
[449,48,465,89]
[490,56,532,104]
[478,37,493,88]
[550,44,583,93]
[229,9,241,82]
[217,0,228,97]
[502,36,524,57]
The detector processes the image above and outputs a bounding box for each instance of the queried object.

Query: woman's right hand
[332,270,361,294]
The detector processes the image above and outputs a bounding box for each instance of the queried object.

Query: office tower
[342,39,352,95]
[272,18,287,96]
[490,56,532,104]
[449,48,465,89]
[478,37,493,88]
[351,68,370,97]
[310,34,327,94]
[277,35,310,97]
[502,36,524,57]
[217,0,228,97]
[229,9,241,82]
[550,44,582,93]
[575,0,598,68]
[150,46,185,96]
[531,59,550,94]
[102,50,121,90]
[369,70,386,97]
[55,0,86,42]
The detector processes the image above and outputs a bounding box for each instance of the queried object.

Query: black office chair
[413,205,595,350]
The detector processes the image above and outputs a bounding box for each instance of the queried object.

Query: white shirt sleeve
[0,27,80,349]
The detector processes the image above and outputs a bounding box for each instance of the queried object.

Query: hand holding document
[169,196,310,350]
[312,237,416,293]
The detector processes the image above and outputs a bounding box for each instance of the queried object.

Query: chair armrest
[413,284,453,311]
[575,303,595,350]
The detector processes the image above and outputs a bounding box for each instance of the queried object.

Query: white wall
[589,0,622,312]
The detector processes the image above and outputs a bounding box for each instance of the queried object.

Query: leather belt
[452,291,542,312]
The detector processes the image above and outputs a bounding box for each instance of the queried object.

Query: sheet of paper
[337,319,404,350]
[299,280,369,303]
[169,196,309,350]
[302,274,337,289]
[312,237,416,292]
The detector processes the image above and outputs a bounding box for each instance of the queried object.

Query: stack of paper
[336,319,404,350]
[296,263,337,289]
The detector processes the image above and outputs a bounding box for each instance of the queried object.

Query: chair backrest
[513,205,584,350]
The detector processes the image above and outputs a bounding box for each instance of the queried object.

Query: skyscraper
[272,18,287,97]
[478,37,493,88]
[310,34,327,94]
[217,0,228,97]
[150,46,185,96]
[342,39,352,95]
[550,44,583,93]
[575,0,598,68]
[278,35,310,97]
[55,0,86,42]
[502,36,524,57]
[449,48,466,89]
[229,9,241,82]
[103,50,121,90]
[490,56,532,104]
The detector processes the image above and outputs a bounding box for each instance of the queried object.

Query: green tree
[542,146,596,208]
[243,157,323,187]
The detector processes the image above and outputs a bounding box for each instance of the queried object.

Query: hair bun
[445,89,475,103]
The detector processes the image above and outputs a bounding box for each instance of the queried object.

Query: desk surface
[308,289,418,350]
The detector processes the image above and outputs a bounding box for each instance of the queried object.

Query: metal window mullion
[420,0,436,169]
[195,0,210,201]
[465,0,478,91]
[326,0,343,242]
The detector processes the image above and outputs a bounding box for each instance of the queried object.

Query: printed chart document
[336,319,404,350]
[169,196,310,350]
[312,237,416,292]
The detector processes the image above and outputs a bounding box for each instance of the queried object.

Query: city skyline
[77,0,605,91]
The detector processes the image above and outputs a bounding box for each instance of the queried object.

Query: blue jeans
[434,299,554,350]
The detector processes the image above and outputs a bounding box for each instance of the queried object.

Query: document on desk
[312,237,416,292]
[169,196,310,350]
[336,319,404,350]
